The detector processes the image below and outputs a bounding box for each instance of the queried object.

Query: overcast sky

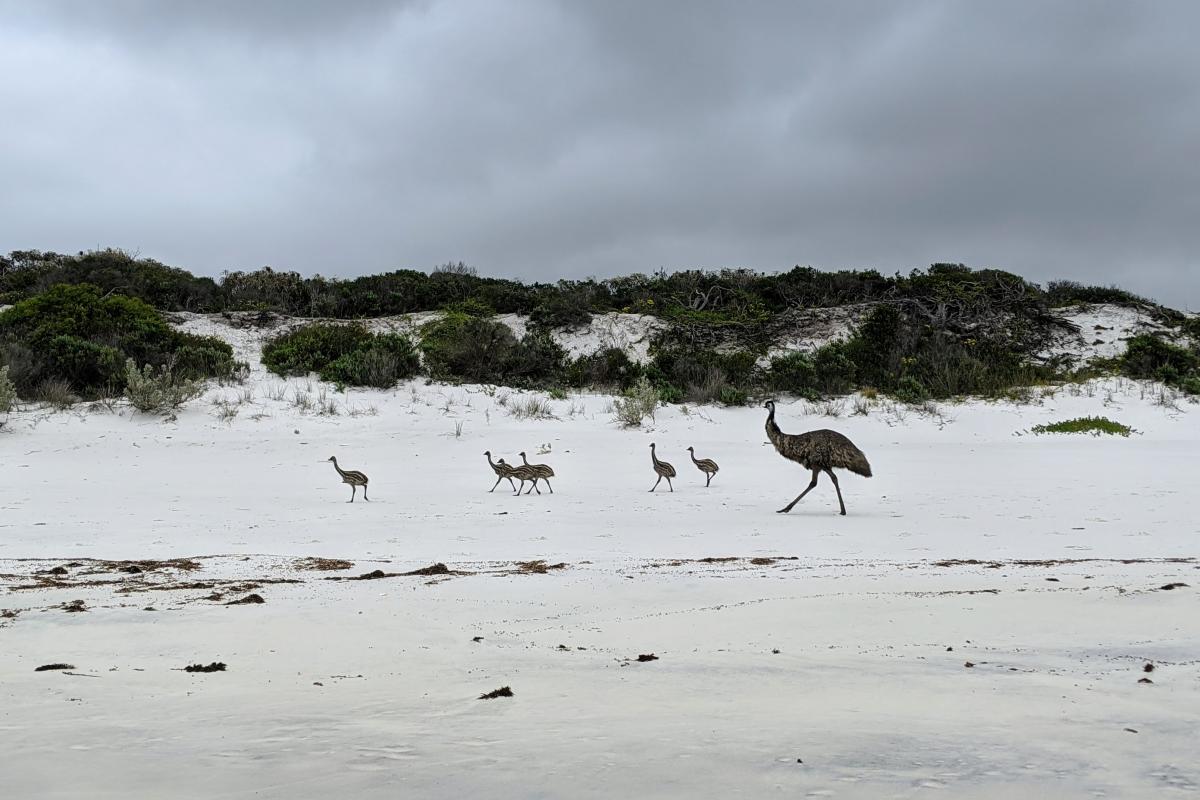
[1,1,1198,307]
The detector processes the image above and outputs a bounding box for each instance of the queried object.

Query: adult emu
[763,400,872,515]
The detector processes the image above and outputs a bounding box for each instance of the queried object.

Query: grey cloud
[0,0,1197,307]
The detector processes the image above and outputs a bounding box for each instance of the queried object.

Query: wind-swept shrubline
[648,442,677,492]
[327,456,369,503]
[763,400,871,515]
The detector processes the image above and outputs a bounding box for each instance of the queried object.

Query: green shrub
[565,348,642,391]
[0,283,235,398]
[33,377,78,409]
[442,297,496,318]
[768,352,818,397]
[1120,334,1199,387]
[613,375,659,427]
[1030,417,1134,437]
[529,289,595,331]
[261,324,418,388]
[262,323,374,376]
[0,365,15,414]
[648,347,761,404]
[123,358,205,413]
[1044,281,1153,308]
[420,314,564,387]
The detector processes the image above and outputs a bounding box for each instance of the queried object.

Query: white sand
[1,316,1198,799]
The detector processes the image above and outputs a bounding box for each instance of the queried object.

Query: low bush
[613,376,660,427]
[565,348,642,391]
[123,358,205,413]
[1120,334,1200,389]
[419,314,564,387]
[262,324,419,388]
[0,364,15,414]
[1030,417,1134,437]
[1044,281,1154,308]
[647,347,759,405]
[0,283,236,399]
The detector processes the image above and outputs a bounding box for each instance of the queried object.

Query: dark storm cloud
[1,0,1197,306]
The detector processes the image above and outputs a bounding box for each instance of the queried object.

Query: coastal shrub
[767,352,818,398]
[262,324,419,388]
[0,283,235,398]
[1044,281,1153,308]
[420,314,564,387]
[1029,417,1134,437]
[529,287,595,332]
[1120,334,1199,387]
[123,358,205,413]
[565,348,642,391]
[0,365,15,414]
[613,375,659,427]
[648,347,760,405]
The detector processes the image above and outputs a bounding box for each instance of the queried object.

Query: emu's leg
[667,477,674,492]
[507,476,517,491]
[525,478,541,495]
[543,479,553,494]
[363,485,370,502]
[513,480,525,496]
[778,469,820,513]
[705,473,712,487]
[490,475,503,492]
[348,485,356,503]
[825,469,846,515]
[650,475,662,492]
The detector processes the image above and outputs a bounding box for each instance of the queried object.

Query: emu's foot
[839,510,846,516]
[776,507,791,514]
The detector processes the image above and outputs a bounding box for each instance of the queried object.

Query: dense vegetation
[261,324,420,388]
[0,284,238,400]
[2,249,1196,405]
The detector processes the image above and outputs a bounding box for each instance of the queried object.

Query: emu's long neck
[765,407,784,444]
[651,447,661,467]
[521,453,531,465]
[486,453,498,468]
[689,450,700,465]
[331,458,347,478]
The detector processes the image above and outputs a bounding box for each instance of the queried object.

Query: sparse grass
[33,378,78,410]
[453,420,465,438]
[509,395,554,420]
[1029,416,1135,437]
[0,365,15,414]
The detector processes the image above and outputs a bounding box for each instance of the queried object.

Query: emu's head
[686,446,694,452]
[649,442,656,449]
[326,456,337,463]
[483,450,491,457]
[763,399,776,412]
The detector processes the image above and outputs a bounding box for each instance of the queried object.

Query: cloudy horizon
[1,1,1198,307]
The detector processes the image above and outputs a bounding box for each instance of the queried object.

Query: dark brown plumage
[649,442,676,492]
[484,451,517,493]
[686,446,719,487]
[763,400,871,515]
[327,456,369,502]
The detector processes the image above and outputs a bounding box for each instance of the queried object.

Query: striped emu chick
[507,462,543,495]
[327,456,369,502]
[763,400,872,515]
[648,442,677,492]
[484,451,518,493]
[519,451,555,493]
[686,446,719,487]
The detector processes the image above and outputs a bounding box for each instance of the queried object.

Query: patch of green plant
[647,346,761,405]
[564,348,642,391]
[442,297,496,318]
[613,375,659,427]
[1029,417,1135,437]
[0,283,235,399]
[0,364,15,414]
[1044,280,1154,308]
[1120,334,1200,389]
[262,324,419,388]
[419,313,564,387]
[123,358,205,413]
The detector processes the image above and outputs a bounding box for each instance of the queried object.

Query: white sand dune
[1,317,1197,798]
